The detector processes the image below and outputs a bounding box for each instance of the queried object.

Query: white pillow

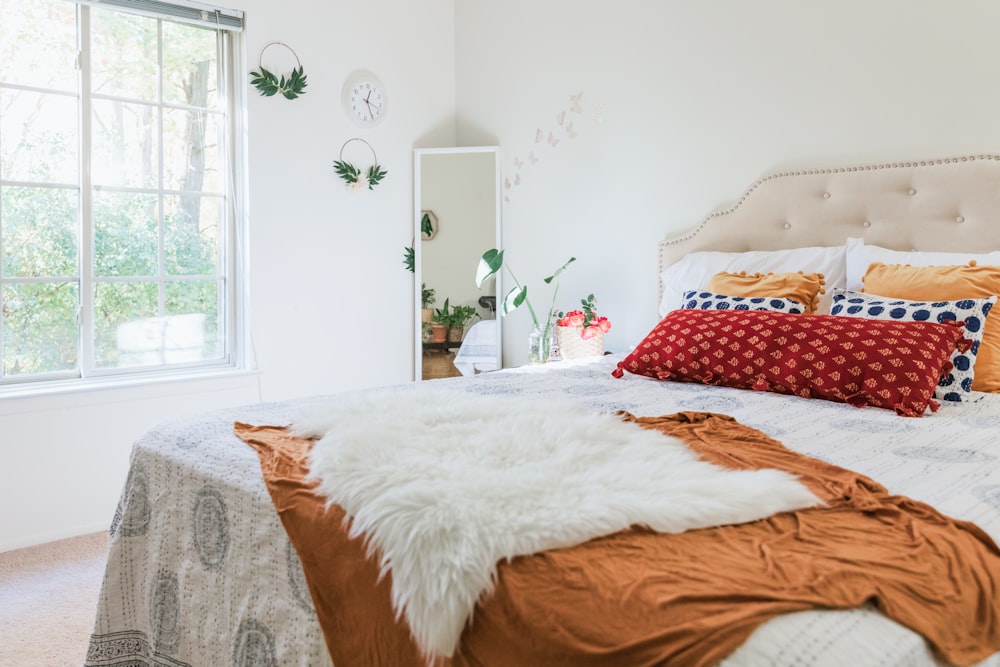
[845,237,1000,292]
[659,244,847,317]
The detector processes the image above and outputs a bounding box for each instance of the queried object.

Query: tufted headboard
[658,154,1000,279]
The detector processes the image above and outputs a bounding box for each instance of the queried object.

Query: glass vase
[527,323,559,364]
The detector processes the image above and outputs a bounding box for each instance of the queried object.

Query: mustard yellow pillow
[862,261,1000,392]
[706,271,826,314]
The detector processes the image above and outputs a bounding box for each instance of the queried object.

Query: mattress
[86,355,1000,667]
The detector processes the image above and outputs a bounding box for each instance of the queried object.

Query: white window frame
[0,0,249,394]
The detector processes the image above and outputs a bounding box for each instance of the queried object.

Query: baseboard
[0,522,109,554]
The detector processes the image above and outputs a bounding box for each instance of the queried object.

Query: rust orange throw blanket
[235,412,1000,667]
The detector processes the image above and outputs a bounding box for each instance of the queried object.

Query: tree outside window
[0,0,242,384]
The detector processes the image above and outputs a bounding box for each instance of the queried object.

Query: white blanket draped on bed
[292,388,820,660]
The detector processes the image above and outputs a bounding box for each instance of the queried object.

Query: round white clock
[342,70,386,127]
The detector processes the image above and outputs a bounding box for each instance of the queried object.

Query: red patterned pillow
[612,309,967,416]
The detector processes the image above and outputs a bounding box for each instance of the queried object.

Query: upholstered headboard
[658,154,1000,276]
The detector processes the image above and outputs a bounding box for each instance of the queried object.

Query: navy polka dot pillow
[830,288,997,401]
[681,290,805,314]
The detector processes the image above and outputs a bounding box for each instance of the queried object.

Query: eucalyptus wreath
[249,42,307,100]
[334,138,388,191]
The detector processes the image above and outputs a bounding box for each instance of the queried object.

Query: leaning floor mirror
[413,147,502,381]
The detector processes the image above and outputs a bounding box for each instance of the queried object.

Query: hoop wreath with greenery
[333,138,388,191]
[249,41,307,100]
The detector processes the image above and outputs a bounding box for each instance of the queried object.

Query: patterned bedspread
[86,356,1000,667]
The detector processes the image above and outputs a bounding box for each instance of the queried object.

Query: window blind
[70,0,243,31]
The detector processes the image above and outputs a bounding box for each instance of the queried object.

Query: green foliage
[1,282,79,376]
[333,160,388,190]
[249,65,307,100]
[367,164,388,189]
[403,246,415,272]
[420,212,434,237]
[476,248,575,330]
[449,304,480,328]
[432,297,452,325]
[430,298,480,328]
[422,283,435,308]
[333,159,360,182]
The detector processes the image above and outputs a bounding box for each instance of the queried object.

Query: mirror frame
[413,146,502,381]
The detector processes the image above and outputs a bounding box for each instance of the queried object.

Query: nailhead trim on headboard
[657,153,1000,306]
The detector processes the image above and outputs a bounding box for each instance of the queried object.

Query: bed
[86,155,1000,667]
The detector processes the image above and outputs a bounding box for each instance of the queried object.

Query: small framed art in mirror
[420,210,438,240]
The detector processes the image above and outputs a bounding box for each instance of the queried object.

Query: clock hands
[363,89,382,114]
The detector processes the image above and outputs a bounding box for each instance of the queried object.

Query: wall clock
[342,70,386,127]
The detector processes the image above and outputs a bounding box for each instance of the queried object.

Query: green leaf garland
[334,138,388,191]
[250,42,307,100]
[249,65,307,99]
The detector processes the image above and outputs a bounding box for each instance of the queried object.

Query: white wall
[454,0,1000,365]
[0,0,456,552]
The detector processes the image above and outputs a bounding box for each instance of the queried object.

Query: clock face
[343,72,386,126]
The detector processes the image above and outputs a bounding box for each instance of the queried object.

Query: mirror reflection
[420,210,438,240]
[414,147,501,381]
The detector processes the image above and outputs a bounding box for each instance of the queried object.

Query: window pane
[90,9,157,102]
[0,0,77,92]
[92,99,159,189]
[94,191,158,277]
[93,281,157,368]
[166,280,222,360]
[164,195,219,275]
[2,186,78,277]
[163,108,222,193]
[1,4,237,385]
[2,281,79,376]
[0,89,78,184]
[162,22,218,108]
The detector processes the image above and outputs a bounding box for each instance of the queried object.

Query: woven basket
[447,326,464,344]
[422,350,461,380]
[556,326,604,359]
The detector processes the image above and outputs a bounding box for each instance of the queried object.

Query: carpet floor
[0,532,109,667]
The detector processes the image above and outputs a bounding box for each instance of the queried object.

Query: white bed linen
[452,319,498,376]
[86,356,1000,667]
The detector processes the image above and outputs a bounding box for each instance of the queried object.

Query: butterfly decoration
[502,90,604,201]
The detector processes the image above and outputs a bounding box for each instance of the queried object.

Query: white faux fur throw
[292,388,820,662]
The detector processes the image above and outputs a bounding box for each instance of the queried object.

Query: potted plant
[446,304,481,344]
[555,293,612,359]
[422,283,436,326]
[430,298,451,343]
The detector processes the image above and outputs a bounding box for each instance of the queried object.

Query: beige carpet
[0,532,109,667]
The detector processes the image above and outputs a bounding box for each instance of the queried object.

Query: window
[0,0,245,388]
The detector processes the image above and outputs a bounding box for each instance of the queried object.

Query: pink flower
[560,310,586,328]
[594,316,611,333]
[580,325,601,340]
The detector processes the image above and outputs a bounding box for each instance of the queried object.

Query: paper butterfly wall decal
[503,89,605,202]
